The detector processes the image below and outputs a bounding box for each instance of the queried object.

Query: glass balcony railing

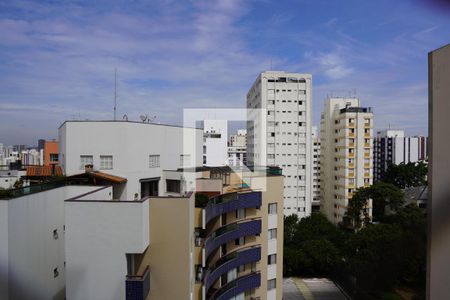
[205,219,262,259]
[208,272,261,300]
[205,192,262,224]
[204,246,261,292]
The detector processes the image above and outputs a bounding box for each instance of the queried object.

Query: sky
[0,0,449,145]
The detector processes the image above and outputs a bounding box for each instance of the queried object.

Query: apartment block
[320,98,373,225]
[64,166,284,300]
[227,129,247,167]
[59,120,203,200]
[247,71,312,218]
[203,120,228,166]
[311,126,321,212]
[374,129,428,182]
[428,43,450,300]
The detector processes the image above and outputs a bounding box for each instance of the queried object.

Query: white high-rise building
[227,129,247,167]
[320,97,373,224]
[203,120,228,166]
[311,126,321,212]
[247,71,312,217]
[374,129,428,182]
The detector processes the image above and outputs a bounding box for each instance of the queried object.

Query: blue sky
[0,0,449,145]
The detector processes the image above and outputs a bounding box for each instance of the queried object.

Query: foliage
[343,187,372,230]
[284,204,426,299]
[383,161,428,189]
[195,193,210,208]
[13,179,23,189]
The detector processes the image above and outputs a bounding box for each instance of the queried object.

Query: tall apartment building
[428,43,450,299]
[203,120,228,166]
[374,129,428,181]
[59,120,203,200]
[247,71,312,217]
[227,129,247,167]
[311,126,321,212]
[320,98,373,225]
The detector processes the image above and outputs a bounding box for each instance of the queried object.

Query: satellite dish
[123,114,128,121]
[140,115,147,122]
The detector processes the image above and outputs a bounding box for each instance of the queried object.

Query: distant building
[203,120,228,166]
[311,126,321,212]
[227,129,247,167]
[38,139,45,151]
[320,97,374,225]
[43,140,59,166]
[247,71,312,218]
[428,43,450,299]
[374,129,428,181]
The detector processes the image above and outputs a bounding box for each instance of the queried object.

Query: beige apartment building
[320,97,374,225]
[65,166,284,300]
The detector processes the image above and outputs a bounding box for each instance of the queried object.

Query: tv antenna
[114,68,117,121]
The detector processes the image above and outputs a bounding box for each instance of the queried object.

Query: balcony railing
[208,272,261,300]
[126,267,150,300]
[205,192,262,224]
[205,219,262,259]
[204,246,261,292]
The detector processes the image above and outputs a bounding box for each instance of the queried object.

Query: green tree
[194,193,209,208]
[369,182,405,222]
[343,187,371,230]
[383,161,428,189]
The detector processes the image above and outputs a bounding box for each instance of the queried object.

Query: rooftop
[59,120,202,130]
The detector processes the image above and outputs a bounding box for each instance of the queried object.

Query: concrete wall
[204,120,228,166]
[0,185,100,300]
[428,44,450,300]
[65,189,149,300]
[135,195,194,300]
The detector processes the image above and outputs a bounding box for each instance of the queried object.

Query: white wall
[59,121,203,200]
[3,185,100,300]
[65,195,149,300]
[0,201,8,300]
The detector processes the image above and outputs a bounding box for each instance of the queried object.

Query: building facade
[247,71,312,218]
[44,140,59,166]
[374,130,428,182]
[320,98,373,225]
[59,120,203,200]
[203,120,228,166]
[227,129,247,167]
[311,126,321,212]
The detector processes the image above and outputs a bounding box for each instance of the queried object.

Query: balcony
[205,219,262,259]
[208,272,261,300]
[126,267,150,300]
[204,246,261,292]
[205,192,262,225]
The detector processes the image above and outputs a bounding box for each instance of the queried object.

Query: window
[268,254,277,265]
[54,268,59,278]
[180,154,191,166]
[166,179,181,193]
[238,264,245,273]
[149,155,160,168]
[80,155,93,169]
[100,155,113,170]
[268,279,276,290]
[235,236,245,246]
[268,203,277,214]
[268,228,277,240]
[236,208,246,219]
[50,153,58,162]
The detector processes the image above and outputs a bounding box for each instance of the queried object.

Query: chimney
[84,164,94,173]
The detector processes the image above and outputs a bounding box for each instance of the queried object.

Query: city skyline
[1,0,449,145]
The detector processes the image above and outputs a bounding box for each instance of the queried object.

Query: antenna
[114,68,117,121]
